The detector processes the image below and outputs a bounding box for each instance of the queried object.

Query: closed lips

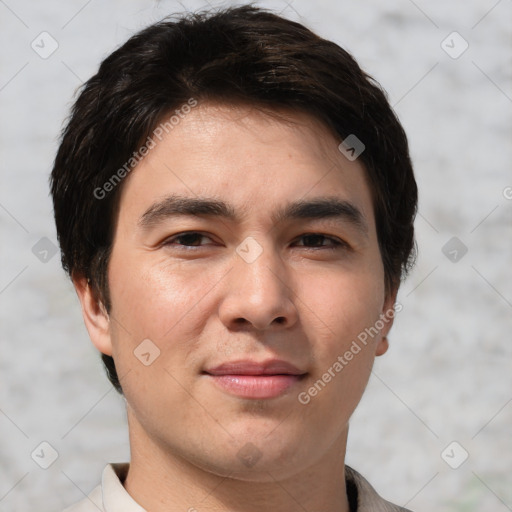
[203,360,306,376]
[203,360,307,399]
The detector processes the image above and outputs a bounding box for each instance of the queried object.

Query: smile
[203,359,307,399]
[205,374,305,399]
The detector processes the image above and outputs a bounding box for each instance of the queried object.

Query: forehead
[115,102,375,232]
[158,102,346,172]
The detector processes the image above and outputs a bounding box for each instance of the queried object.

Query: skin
[74,102,397,512]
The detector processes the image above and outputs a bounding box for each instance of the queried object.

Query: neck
[123,408,350,512]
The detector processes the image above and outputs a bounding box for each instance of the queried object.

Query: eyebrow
[138,194,368,237]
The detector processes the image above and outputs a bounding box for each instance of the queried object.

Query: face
[77,102,396,481]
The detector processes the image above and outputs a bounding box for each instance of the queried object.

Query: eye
[293,233,347,250]
[161,232,348,252]
[162,231,214,248]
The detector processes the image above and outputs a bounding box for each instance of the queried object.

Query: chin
[183,429,312,482]
[202,452,308,483]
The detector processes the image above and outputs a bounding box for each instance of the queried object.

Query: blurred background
[0,0,511,510]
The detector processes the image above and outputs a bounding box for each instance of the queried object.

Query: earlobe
[375,336,389,356]
[375,290,398,357]
[72,274,113,356]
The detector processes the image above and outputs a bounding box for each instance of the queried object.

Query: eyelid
[292,233,349,250]
[162,231,349,251]
[161,231,215,247]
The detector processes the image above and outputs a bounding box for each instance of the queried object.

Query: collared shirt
[63,463,413,512]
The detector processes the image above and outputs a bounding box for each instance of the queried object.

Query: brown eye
[163,232,213,248]
[294,234,346,250]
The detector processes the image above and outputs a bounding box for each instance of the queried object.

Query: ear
[72,273,113,356]
[375,289,398,357]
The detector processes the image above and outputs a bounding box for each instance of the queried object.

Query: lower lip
[206,374,303,399]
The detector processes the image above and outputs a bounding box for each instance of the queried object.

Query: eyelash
[162,231,347,251]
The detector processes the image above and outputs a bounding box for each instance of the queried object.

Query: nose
[218,241,298,331]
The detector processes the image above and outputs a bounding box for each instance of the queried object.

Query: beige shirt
[63,463,413,512]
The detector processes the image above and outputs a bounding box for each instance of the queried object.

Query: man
[51,5,417,511]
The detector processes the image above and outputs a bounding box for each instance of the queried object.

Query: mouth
[203,359,307,399]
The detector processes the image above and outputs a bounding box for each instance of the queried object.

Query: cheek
[105,255,218,397]
[297,270,385,404]
[106,261,209,413]
[108,254,218,341]
[300,269,385,345]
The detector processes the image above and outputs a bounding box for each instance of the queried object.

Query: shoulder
[62,463,133,512]
[345,466,414,512]
[62,483,103,512]
[63,462,132,512]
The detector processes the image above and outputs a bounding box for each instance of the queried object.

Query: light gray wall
[1,1,511,510]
